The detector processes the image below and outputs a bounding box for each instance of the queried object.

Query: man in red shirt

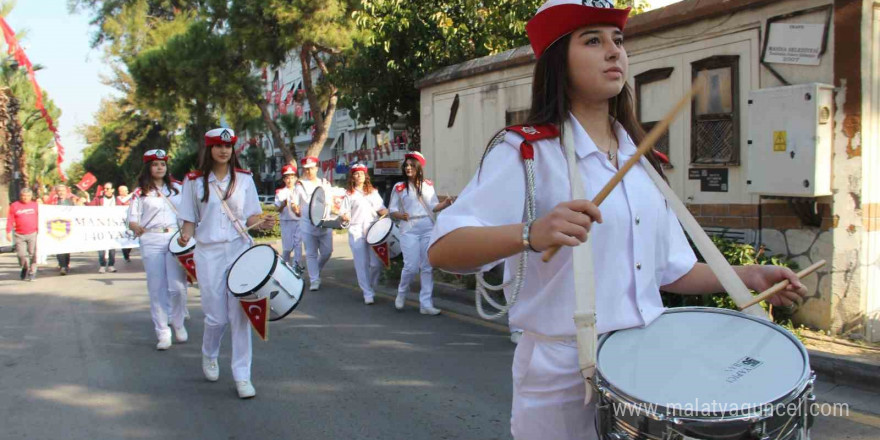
[6,188,39,281]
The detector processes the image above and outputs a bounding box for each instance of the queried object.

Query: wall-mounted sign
[763,23,825,65]
[689,168,729,192]
[374,160,402,176]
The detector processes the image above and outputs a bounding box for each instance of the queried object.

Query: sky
[6,0,115,168]
[3,0,683,172]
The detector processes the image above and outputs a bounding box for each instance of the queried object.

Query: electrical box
[746,83,833,197]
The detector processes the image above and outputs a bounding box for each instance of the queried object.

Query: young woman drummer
[128,149,189,350]
[389,152,453,315]
[340,163,388,304]
[427,1,809,438]
[177,128,271,399]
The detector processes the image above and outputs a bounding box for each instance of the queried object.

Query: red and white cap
[404,151,426,167]
[350,163,368,174]
[526,0,630,59]
[300,156,319,169]
[142,149,169,163]
[281,163,297,175]
[205,128,238,147]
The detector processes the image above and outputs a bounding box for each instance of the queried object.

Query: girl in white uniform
[177,128,268,399]
[340,163,389,304]
[295,156,334,291]
[427,1,809,438]
[274,163,303,266]
[127,149,188,351]
[389,152,453,315]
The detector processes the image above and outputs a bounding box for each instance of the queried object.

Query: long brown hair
[399,158,425,197]
[198,144,244,203]
[482,33,666,178]
[347,169,376,195]
[137,160,179,197]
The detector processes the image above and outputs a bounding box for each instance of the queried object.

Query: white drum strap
[416,190,436,225]
[157,185,183,229]
[210,182,254,246]
[639,159,767,318]
[561,122,599,404]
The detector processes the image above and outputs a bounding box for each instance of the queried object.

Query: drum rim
[267,264,305,322]
[167,230,194,255]
[595,306,813,419]
[366,217,393,246]
[226,244,279,297]
[309,186,326,227]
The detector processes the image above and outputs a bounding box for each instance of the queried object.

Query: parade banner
[37,205,138,259]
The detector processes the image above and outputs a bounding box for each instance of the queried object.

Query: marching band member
[295,156,333,291]
[340,163,388,305]
[274,163,303,266]
[427,2,809,438]
[389,152,452,315]
[127,149,188,350]
[178,128,269,399]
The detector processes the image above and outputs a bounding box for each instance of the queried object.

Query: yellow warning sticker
[773,131,787,152]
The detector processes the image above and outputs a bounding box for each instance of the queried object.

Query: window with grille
[505,109,530,126]
[691,55,740,165]
[635,67,674,168]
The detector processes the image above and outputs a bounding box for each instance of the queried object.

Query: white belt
[403,215,429,221]
[523,330,577,344]
[145,227,175,234]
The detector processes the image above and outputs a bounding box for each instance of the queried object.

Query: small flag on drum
[371,242,391,268]
[239,297,270,341]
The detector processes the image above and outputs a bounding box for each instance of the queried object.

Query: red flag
[239,297,270,341]
[76,172,97,192]
[371,242,391,268]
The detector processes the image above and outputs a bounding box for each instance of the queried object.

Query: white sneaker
[395,294,406,311]
[173,325,188,343]
[235,380,256,399]
[98,267,106,274]
[156,335,172,350]
[202,355,219,382]
[364,297,375,305]
[108,266,117,273]
[309,279,321,291]
[420,306,441,316]
[510,331,523,344]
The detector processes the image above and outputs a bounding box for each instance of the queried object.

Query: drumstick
[541,76,707,263]
[738,260,825,310]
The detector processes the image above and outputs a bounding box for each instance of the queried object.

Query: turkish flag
[76,172,97,192]
[239,297,270,341]
[371,242,391,268]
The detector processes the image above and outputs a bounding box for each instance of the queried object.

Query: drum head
[597,308,809,411]
[168,230,195,254]
[366,217,394,245]
[227,245,277,296]
[309,186,326,227]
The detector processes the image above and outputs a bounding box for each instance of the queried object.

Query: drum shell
[227,245,305,321]
[168,231,197,283]
[309,186,349,230]
[366,217,402,259]
[594,307,815,440]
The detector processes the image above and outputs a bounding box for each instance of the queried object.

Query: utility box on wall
[746,83,834,197]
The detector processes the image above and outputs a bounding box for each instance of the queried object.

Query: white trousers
[397,227,434,308]
[348,223,383,300]
[302,228,333,283]
[511,334,597,440]
[194,238,252,381]
[140,232,188,340]
[280,219,303,266]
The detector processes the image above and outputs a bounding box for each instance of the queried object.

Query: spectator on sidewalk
[117,185,133,263]
[6,188,39,281]
[49,184,80,275]
[91,182,118,273]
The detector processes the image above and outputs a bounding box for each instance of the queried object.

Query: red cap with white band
[350,163,368,174]
[143,149,169,163]
[526,0,630,59]
[404,151,426,167]
[300,156,319,169]
[205,128,238,147]
[281,164,297,175]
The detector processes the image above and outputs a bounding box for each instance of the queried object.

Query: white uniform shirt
[274,186,300,221]
[127,183,183,229]
[429,115,696,337]
[97,196,117,207]
[340,188,385,226]
[389,181,438,230]
[295,178,330,232]
[178,170,262,244]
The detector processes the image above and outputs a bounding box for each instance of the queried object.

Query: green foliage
[248,204,280,239]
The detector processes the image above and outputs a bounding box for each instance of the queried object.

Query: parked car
[258,194,275,204]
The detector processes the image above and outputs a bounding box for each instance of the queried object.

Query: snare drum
[365,216,402,259]
[226,244,305,321]
[168,230,197,283]
[594,307,814,440]
[309,186,349,229]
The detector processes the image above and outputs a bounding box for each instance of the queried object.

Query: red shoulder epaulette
[394,182,406,192]
[504,124,560,160]
[275,188,283,194]
[424,179,433,186]
[170,178,182,185]
[235,168,252,175]
[132,188,142,197]
[653,149,670,164]
[186,170,203,180]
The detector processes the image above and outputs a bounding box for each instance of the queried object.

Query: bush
[248,205,281,239]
